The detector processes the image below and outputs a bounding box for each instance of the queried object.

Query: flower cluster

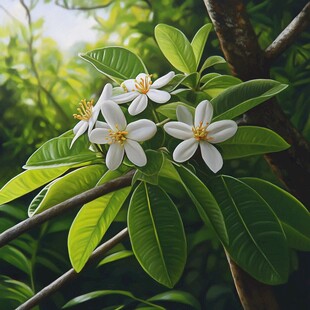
[71,72,238,172]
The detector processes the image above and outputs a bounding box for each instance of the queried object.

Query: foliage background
[0,0,309,309]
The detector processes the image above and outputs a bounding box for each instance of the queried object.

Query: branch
[16,228,129,310]
[265,2,310,62]
[0,170,134,248]
[55,0,114,11]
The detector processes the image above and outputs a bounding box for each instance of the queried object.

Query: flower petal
[176,105,193,125]
[87,108,100,136]
[147,89,170,103]
[151,71,175,89]
[173,138,198,163]
[124,139,147,167]
[70,121,88,148]
[98,83,113,103]
[122,79,136,92]
[164,121,193,139]
[207,120,238,143]
[200,141,223,173]
[95,121,109,129]
[126,120,157,141]
[194,100,213,127]
[106,143,124,170]
[101,100,127,131]
[128,94,148,115]
[112,91,139,104]
[89,128,111,144]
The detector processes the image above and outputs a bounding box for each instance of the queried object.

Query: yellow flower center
[192,121,212,141]
[107,125,128,145]
[135,75,152,94]
[73,99,94,121]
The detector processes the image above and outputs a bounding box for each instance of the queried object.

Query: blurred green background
[0,0,309,309]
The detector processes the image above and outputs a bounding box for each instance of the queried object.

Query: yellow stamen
[192,121,213,141]
[135,74,153,94]
[106,124,128,145]
[73,99,94,121]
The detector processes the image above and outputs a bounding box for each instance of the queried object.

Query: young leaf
[241,178,310,251]
[191,23,212,69]
[218,126,290,159]
[175,165,228,245]
[79,47,148,84]
[156,102,195,120]
[68,186,131,272]
[208,176,289,284]
[24,133,98,169]
[97,250,133,267]
[28,165,106,216]
[0,167,68,206]
[200,55,226,72]
[211,79,288,121]
[155,24,196,73]
[128,183,187,288]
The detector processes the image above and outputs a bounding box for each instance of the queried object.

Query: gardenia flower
[70,83,113,148]
[112,71,175,116]
[164,101,238,173]
[89,100,157,170]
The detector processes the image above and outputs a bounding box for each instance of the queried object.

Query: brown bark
[203,1,310,309]
[204,0,310,207]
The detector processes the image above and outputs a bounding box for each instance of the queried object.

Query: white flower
[164,101,237,173]
[70,83,113,148]
[112,71,175,116]
[89,100,157,170]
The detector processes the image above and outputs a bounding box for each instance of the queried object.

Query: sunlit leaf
[200,55,226,72]
[97,250,133,267]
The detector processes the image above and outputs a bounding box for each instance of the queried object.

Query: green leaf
[175,165,228,245]
[208,176,289,284]
[200,73,221,84]
[161,74,186,92]
[181,72,200,89]
[211,79,289,121]
[0,167,68,205]
[218,126,290,159]
[137,150,164,176]
[63,290,164,309]
[24,133,98,169]
[155,24,196,73]
[191,24,212,69]
[68,186,131,272]
[156,102,195,120]
[79,47,148,84]
[28,165,106,216]
[149,290,201,310]
[0,246,31,275]
[200,56,226,72]
[97,250,133,267]
[201,75,242,98]
[128,183,187,288]
[241,178,310,251]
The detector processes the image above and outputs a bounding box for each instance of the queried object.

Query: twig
[265,2,310,62]
[0,170,134,248]
[16,228,129,310]
[55,0,114,11]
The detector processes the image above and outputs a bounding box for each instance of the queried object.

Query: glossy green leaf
[24,133,98,169]
[79,47,148,84]
[63,290,164,309]
[181,72,200,89]
[201,75,242,97]
[208,176,289,284]
[137,150,164,176]
[68,186,131,272]
[218,126,290,159]
[155,24,196,73]
[156,102,194,120]
[149,290,201,310]
[97,250,133,267]
[200,55,226,72]
[200,73,221,84]
[128,183,187,288]
[28,165,105,216]
[175,165,228,245]
[241,178,310,251]
[0,167,68,205]
[161,74,186,92]
[191,24,212,68]
[0,246,31,275]
[211,79,289,121]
